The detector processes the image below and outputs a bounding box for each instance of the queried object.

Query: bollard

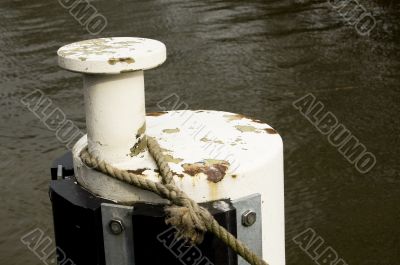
[51,37,285,265]
[58,37,166,164]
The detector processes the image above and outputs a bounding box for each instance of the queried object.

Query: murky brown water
[0,0,399,264]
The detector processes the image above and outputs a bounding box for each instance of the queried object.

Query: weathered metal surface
[58,38,166,164]
[72,109,285,265]
[61,37,285,265]
[101,203,135,265]
[57,37,166,74]
[232,194,263,265]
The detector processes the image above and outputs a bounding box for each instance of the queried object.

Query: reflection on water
[0,0,399,264]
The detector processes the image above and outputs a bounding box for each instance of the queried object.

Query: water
[0,0,399,264]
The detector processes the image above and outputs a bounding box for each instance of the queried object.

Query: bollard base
[50,153,241,265]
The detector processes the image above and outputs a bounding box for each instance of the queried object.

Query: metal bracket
[101,203,135,265]
[232,194,262,265]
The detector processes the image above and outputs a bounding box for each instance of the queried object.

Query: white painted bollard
[58,37,166,164]
[58,37,285,265]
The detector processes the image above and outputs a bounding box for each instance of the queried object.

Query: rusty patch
[163,128,180,134]
[182,160,230,183]
[265,128,277,134]
[147,111,167,116]
[108,57,135,65]
[127,168,150,175]
[130,135,147,156]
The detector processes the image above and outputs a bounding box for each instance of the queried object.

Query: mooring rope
[80,136,268,265]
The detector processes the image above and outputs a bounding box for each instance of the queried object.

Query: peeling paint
[147,111,167,116]
[136,123,146,139]
[200,137,224,144]
[164,154,183,164]
[127,168,150,175]
[108,57,135,65]
[224,114,247,121]
[162,128,180,134]
[120,69,136,73]
[171,170,185,178]
[130,135,147,156]
[182,160,230,183]
[265,128,277,134]
[235,125,260,133]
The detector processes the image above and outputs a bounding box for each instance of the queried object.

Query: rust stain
[231,174,237,179]
[108,57,135,65]
[265,128,277,134]
[182,160,230,183]
[147,111,167,116]
[163,128,180,134]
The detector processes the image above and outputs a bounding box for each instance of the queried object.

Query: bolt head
[109,219,124,235]
[242,210,257,227]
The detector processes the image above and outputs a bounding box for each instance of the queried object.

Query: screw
[109,219,124,235]
[242,210,257,227]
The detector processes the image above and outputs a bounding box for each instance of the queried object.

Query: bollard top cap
[57,37,166,74]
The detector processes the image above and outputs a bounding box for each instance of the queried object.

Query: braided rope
[80,136,268,265]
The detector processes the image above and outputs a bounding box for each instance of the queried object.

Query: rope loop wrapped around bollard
[80,136,268,265]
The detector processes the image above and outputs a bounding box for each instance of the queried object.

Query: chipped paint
[235,125,260,133]
[171,170,185,178]
[127,168,150,175]
[224,113,247,121]
[108,57,135,65]
[147,111,167,116]
[130,135,147,156]
[120,69,136,73]
[162,128,180,134]
[200,137,224,144]
[182,160,230,183]
[164,154,183,164]
[137,123,146,137]
[265,128,277,134]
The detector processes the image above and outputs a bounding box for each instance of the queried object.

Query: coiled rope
[80,136,268,265]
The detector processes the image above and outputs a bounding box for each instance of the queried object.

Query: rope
[80,136,268,265]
